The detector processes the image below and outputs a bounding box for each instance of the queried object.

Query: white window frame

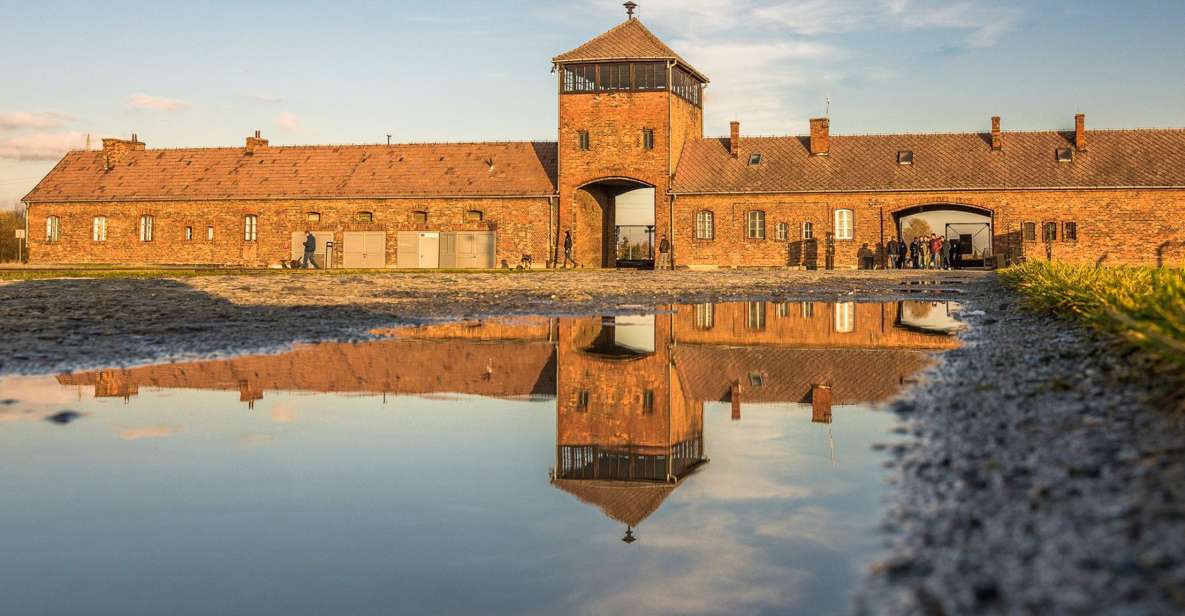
[694,303,714,329]
[46,216,61,242]
[803,222,814,240]
[139,215,154,242]
[746,211,766,240]
[695,211,714,240]
[207,226,215,241]
[835,302,855,333]
[184,226,193,241]
[834,209,854,241]
[776,222,789,241]
[244,215,258,242]
[747,301,766,330]
[92,216,107,242]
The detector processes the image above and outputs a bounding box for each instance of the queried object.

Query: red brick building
[23,8,1185,268]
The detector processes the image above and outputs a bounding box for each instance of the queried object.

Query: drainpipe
[669,193,677,269]
[548,195,558,268]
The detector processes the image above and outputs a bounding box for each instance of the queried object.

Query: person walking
[302,231,319,269]
[657,234,671,270]
[887,237,898,270]
[562,230,577,269]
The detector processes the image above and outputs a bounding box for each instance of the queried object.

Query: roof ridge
[73,140,559,153]
[700,127,1185,140]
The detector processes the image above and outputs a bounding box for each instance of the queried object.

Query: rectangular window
[598,63,630,91]
[577,390,590,411]
[1056,148,1073,163]
[578,130,590,151]
[1064,222,1078,242]
[747,302,766,330]
[776,222,789,241]
[1023,222,1037,241]
[803,222,814,240]
[802,302,815,318]
[465,210,484,222]
[45,216,61,242]
[671,66,702,107]
[1043,222,1058,242]
[834,209,854,240]
[412,211,428,224]
[746,211,766,240]
[307,212,321,222]
[139,215,154,242]
[642,129,655,151]
[561,64,596,93]
[207,226,215,241]
[634,62,667,90]
[835,302,855,333]
[776,303,789,318]
[92,216,107,242]
[642,390,654,415]
[694,303,714,329]
[355,211,374,223]
[695,211,714,240]
[243,215,258,242]
[897,150,914,165]
[184,226,193,241]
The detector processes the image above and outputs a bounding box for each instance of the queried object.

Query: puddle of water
[0,301,960,616]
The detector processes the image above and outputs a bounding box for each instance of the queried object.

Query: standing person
[302,231,319,269]
[909,238,919,269]
[657,234,671,270]
[940,235,952,270]
[562,230,576,269]
[929,234,941,270]
[887,237,898,270]
[950,238,962,270]
[898,238,908,269]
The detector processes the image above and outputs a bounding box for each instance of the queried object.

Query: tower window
[694,303,714,329]
[598,63,630,91]
[835,302,855,333]
[642,129,655,150]
[747,302,766,330]
[634,62,667,90]
[561,64,596,93]
[578,130,590,151]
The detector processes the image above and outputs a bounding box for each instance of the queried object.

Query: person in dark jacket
[657,234,671,270]
[887,238,899,269]
[909,238,920,269]
[897,238,907,269]
[562,230,576,269]
[949,238,962,269]
[302,231,319,269]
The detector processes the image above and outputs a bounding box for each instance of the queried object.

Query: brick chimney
[102,134,145,170]
[1075,113,1087,152]
[246,130,269,154]
[809,117,830,156]
[730,381,742,421]
[991,116,1002,151]
[730,121,741,158]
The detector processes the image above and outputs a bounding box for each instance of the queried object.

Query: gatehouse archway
[894,203,994,268]
[572,178,655,269]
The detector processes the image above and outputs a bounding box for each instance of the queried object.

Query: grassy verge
[0,267,546,281]
[999,261,1185,368]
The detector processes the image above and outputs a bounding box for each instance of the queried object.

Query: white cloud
[119,425,182,441]
[276,111,300,131]
[248,93,287,104]
[754,0,1018,48]
[127,93,189,111]
[0,131,88,161]
[0,112,75,130]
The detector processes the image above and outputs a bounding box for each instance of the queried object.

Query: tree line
[0,208,27,262]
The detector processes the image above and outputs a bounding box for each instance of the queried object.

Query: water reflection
[2,301,960,615]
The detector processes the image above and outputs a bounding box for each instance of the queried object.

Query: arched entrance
[572,178,655,269]
[894,203,993,268]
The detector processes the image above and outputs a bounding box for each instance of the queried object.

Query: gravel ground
[859,276,1185,615]
[0,269,972,375]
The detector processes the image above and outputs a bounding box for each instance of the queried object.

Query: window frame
[694,210,715,241]
[92,216,107,242]
[802,221,814,241]
[184,226,193,242]
[748,153,763,166]
[747,301,766,331]
[207,226,215,242]
[1056,148,1074,163]
[243,214,258,242]
[1042,221,1058,242]
[355,211,375,224]
[411,210,428,224]
[693,303,714,329]
[45,215,61,243]
[139,215,155,243]
[897,150,914,165]
[597,62,631,92]
[834,209,854,241]
[561,63,597,93]
[1063,221,1078,242]
[1023,222,1037,242]
[307,212,322,223]
[578,130,590,151]
[835,302,856,333]
[776,222,789,241]
[465,210,484,223]
[642,128,655,151]
[746,210,766,240]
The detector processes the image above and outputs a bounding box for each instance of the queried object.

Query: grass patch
[0,267,547,281]
[999,261,1185,368]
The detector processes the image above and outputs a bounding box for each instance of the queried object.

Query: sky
[2,0,1184,208]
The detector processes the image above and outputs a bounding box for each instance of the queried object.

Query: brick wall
[27,196,551,267]
[673,189,1185,268]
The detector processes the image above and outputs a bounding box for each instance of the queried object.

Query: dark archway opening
[573,179,654,269]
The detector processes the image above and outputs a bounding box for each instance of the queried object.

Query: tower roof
[553,18,708,83]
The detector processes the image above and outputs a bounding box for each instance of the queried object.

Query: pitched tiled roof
[672,129,1185,194]
[24,141,558,203]
[551,479,676,527]
[553,18,707,82]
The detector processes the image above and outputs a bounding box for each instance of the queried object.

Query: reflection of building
[57,302,957,538]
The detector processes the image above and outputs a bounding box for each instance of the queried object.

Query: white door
[418,232,439,269]
[343,232,387,268]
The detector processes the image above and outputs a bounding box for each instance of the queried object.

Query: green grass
[0,267,546,281]
[1000,261,1185,368]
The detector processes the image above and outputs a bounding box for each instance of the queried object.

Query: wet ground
[0,301,960,616]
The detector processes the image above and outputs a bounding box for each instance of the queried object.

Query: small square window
[1056,148,1073,163]
[465,210,484,222]
[307,212,321,222]
[897,150,914,165]
[411,211,428,224]
[355,211,374,223]
[748,373,765,388]
[748,153,763,165]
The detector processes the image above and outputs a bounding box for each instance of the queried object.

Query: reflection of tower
[239,380,263,409]
[551,311,708,542]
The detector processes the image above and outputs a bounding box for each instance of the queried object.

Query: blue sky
[2,0,1184,207]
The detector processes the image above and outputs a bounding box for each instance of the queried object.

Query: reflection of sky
[0,382,897,616]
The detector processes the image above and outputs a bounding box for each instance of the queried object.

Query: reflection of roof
[551,479,676,527]
[25,142,558,203]
[553,18,707,82]
[57,339,557,399]
[672,130,1185,194]
[676,345,934,405]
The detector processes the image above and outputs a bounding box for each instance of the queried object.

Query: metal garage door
[342,232,386,268]
[395,231,440,269]
[438,231,496,269]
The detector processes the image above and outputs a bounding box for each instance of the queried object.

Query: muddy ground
[0,269,974,375]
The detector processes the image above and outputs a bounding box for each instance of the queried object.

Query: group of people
[887,234,964,270]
